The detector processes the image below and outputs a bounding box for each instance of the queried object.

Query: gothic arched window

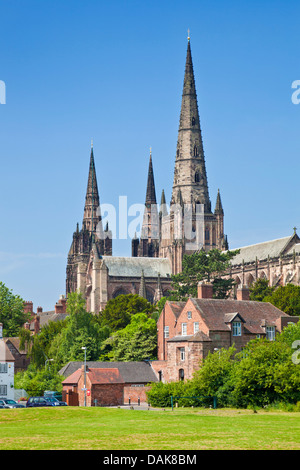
[194,145,198,156]
[195,171,200,183]
[192,117,196,126]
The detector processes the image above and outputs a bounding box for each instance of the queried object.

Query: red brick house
[59,282,299,404]
[152,282,299,382]
[60,361,158,406]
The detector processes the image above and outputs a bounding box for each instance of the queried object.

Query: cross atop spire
[187,28,190,41]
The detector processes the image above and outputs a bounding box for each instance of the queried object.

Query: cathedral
[66,37,227,312]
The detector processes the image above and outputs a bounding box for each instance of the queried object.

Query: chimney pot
[197,281,214,299]
[236,285,250,301]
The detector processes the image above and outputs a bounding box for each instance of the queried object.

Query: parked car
[43,396,67,406]
[0,399,25,409]
[26,396,56,407]
[44,390,63,401]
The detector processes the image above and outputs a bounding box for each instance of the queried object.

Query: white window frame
[232,321,242,336]
[164,326,169,338]
[187,311,192,319]
[180,347,185,361]
[181,323,187,336]
[0,385,7,396]
[266,326,276,341]
[194,322,199,334]
[0,363,8,373]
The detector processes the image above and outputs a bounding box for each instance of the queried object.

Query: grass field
[0,406,299,450]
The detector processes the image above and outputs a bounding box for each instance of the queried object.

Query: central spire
[171,38,211,213]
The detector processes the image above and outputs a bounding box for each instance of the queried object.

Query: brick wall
[123,385,150,404]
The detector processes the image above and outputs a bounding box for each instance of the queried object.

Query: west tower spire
[83,142,101,236]
[132,149,159,258]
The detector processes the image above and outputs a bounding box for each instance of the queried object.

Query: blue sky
[0,0,300,310]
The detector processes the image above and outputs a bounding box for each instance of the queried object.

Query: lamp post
[81,347,87,407]
[45,358,53,369]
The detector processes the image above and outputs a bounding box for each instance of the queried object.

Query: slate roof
[59,361,158,383]
[230,236,291,265]
[287,243,300,255]
[30,311,68,330]
[102,256,172,279]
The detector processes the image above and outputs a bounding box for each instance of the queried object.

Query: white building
[0,323,15,400]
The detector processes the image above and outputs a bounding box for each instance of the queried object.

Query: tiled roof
[167,301,186,319]
[168,331,211,343]
[191,298,288,335]
[87,368,124,384]
[0,339,15,362]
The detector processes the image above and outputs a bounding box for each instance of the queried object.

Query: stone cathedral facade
[66,38,227,312]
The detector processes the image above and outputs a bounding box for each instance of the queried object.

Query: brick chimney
[197,281,213,299]
[24,301,33,314]
[34,315,40,334]
[236,285,250,301]
[37,306,43,314]
[55,295,67,314]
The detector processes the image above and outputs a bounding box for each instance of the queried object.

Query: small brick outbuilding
[60,361,158,407]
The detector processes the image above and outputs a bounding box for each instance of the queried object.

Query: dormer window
[232,321,242,336]
[266,326,275,341]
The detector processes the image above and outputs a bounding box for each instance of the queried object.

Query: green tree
[49,292,110,367]
[231,338,300,407]
[192,346,236,406]
[264,284,300,316]
[101,312,157,361]
[249,278,275,301]
[19,318,67,369]
[0,282,30,336]
[15,364,63,396]
[170,249,239,300]
[97,294,154,331]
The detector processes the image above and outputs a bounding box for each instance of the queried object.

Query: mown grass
[0,406,299,450]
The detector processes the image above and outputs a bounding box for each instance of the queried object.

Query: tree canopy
[250,279,300,316]
[97,294,154,331]
[101,312,157,362]
[170,249,239,300]
[0,282,30,336]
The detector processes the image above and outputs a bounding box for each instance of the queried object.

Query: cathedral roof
[230,232,300,266]
[102,256,172,279]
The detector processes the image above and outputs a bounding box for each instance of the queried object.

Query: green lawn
[0,406,299,450]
